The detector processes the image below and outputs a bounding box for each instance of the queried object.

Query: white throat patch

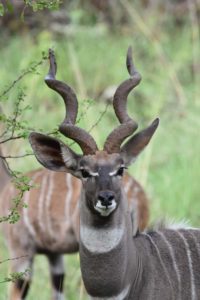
[80,224,124,254]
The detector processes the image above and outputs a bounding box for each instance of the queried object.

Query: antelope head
[29,47,159,219]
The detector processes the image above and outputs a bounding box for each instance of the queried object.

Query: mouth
[94,200,117,217]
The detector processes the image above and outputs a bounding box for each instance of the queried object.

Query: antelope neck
[79,192,141,299]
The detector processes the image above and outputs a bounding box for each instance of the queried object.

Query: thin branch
[76,100,94,125]
[0,55,47,99]
[1,156,17,178]
[0,153,33,159]
[0,128,9,139]
[88,102,110,133]
[0,255,28,265]
[0,135,25,144]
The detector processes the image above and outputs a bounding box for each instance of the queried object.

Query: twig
[0,135,25,144]
[0,255,28,265]
[0,153,33,159]
[88,102,110,133]
[0,56,47,99]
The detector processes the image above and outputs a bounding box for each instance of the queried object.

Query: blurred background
[0,0,200,299]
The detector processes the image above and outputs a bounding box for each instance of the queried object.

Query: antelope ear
[29,132,81,172]
[121,118,159,166]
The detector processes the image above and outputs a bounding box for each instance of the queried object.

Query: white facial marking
[80,167,99,177]
[109,170,118,176]
[95,200,117,217]
[90,171,99,177]
[109,165,125,177]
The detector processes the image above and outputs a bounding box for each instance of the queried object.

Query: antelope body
[0,47,149,300]
[29,47,200,300]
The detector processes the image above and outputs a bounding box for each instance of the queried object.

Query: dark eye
[81,169,91,178]
[116,167,124,177]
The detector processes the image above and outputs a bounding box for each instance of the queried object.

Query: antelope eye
[116,167,124,177]
[81,169,91,178]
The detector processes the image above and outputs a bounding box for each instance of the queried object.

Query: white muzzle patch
[94,200,117,217]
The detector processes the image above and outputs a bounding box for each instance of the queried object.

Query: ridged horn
[45,49,98,155]
[103,46,141,153]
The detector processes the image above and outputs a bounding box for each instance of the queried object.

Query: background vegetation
[0,0,200,298]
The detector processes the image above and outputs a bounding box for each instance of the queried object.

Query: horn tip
[45,48,57,81]
[126,46,141,81]
[152,117,160,128]
[126,46,133,74]
[48,48,54,56]
[127,45,132,55]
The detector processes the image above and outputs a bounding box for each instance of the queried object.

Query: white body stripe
[157,231,181,298]
[23,191,36,237]
[177,230,196,300]
[144,233,173,293]
[45,171,54,237]
[38,173,48,232]
[65,173,72,227]
[23,172,42,237]
[189,230,200,258]
[124,177,133,194]
[129,189,138,236]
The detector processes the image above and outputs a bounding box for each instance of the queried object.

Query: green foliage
[0,3,4,16]
[0,171,33,224]
[0,52,48,224]
[0,269,30,284]
[0,0,62,16]
[24,0,62,12]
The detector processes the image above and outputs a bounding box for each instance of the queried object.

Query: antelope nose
[98,191,115,206]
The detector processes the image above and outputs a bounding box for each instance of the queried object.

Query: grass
[0,1,200,298]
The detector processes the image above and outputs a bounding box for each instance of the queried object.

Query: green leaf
[0,4,4,16]
[5,0,14,13]
[32,2,38,12]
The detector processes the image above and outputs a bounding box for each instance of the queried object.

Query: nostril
[108,194,114,201]
[98,191,115,206]
[98,195,105,202]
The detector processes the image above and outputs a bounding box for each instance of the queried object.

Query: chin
[94,200,117,217]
